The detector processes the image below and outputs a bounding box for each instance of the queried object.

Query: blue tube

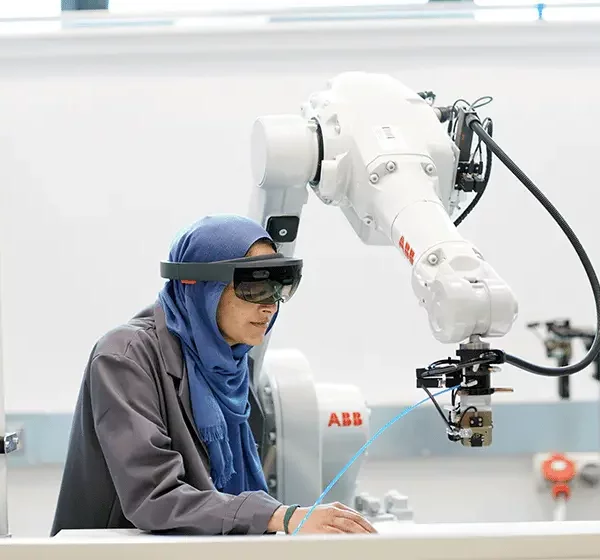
[291,385,457,535]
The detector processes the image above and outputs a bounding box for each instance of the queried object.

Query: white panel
[1,521,600,560]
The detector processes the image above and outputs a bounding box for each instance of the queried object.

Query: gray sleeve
[89,352,282,535]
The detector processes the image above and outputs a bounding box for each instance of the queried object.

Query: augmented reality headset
[160,253,302,305]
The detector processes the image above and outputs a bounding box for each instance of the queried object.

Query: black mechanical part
[417,90,436,105]
[416,342,504,447]
[527,319,600,399]
[456,345,494,396]
[249,357,279,498]
[455,108,477,168]
[434,106,454,123]
[453,107,489,195]
[470,416,484,428]
[0,432,19,455]
[470,433,484,448]
[580,462,600,487]
[266,215,300,244]
[309,117,324,187]
[429,96,494,228]
[559,375,570,400]
[247,357,267,459]
[453,343,494,448]
[416,348,505,389]
[447,431,461,443]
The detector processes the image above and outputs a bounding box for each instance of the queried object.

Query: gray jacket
[50,302,282,536]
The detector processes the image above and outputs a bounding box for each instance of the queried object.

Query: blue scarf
[157,214,277,494]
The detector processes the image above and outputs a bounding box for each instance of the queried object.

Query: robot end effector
[251,72,520,447]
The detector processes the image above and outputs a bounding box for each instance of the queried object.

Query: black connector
[434,106,454,123]
[455,108,478,164]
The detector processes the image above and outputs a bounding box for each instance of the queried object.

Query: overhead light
[474,8,540,21]
[173,15,270,28]
[474,0,600,5]
[109,0,428,14]
[0,0,60,19]
[544,6,600,19]
[0,20,61,33]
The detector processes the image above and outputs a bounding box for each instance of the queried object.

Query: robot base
[257,348,369,507]
[256,348,413,524]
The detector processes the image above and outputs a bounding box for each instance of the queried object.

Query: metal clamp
[0,432,20,455]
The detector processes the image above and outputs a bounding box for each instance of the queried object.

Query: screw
[386,161,397,172]
[363,215,373,226]
[268,477,277,489]
[424,163,435,175]
[263,385,272,396]
[427,253,439,265]
[268,431,276,444]
[278,228,288,237]
[369,173,379,184]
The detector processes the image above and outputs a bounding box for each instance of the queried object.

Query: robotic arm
[249,72,518,448]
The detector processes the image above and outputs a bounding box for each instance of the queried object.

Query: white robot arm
[248,73,519,463]
[250,72,518,347]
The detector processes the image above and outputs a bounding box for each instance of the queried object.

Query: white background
[0,18,599,412]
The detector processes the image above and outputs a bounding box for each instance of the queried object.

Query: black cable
[458,406,478,427]
[422,386,453,429]
[469,117,600,377]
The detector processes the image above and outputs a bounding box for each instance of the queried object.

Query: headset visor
[160,253,302,304]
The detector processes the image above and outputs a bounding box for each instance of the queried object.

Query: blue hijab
[158,214,277,494]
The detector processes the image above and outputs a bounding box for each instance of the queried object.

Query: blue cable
[291,385,457,535]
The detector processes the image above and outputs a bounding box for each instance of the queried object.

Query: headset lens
[234,263,301,304]
[235,280,299,304]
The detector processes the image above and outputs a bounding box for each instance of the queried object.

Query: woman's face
[216,241,278,346]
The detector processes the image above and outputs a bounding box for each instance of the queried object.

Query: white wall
[0,19,600,413]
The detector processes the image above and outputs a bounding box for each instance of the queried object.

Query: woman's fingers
[323,525,344,534]
[333,504,377,534]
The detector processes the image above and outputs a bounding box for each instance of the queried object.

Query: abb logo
[399,236,415,265]
[328,412,364,427]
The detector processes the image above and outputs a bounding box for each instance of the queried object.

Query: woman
[51,214,376,536]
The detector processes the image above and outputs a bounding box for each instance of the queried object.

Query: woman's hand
[268,502,377,535]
